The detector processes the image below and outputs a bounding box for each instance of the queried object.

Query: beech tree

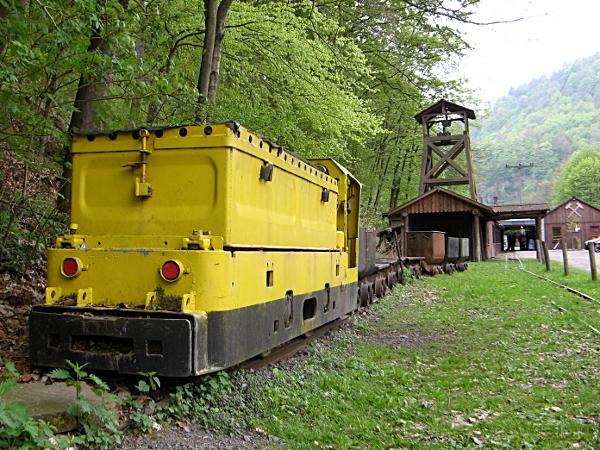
[0,0,480,272]
[199,0,234,103]
[552,147,600,206]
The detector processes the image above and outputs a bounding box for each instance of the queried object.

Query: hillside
[473,53,600,205]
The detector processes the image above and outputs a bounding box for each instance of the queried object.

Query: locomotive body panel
[32,123,361,376]
[45,248,351,311]
[70,124,339,250]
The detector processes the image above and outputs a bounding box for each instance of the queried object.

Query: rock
[116,388,131,402]
[3,381,119,433]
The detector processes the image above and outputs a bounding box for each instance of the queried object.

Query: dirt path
[117,423,265,450]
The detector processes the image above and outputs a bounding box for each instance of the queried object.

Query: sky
[458,0,600,103]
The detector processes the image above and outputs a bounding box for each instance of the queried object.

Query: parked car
[584,237,600,252]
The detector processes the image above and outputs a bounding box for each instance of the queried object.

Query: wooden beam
[535,216,543,261]
[424,140,467,176]
[423,177,469,186]
[542,241,551,271]
[402,212,409,257]
[429,140,467,178]
[561,239,569,276]
[472,211,481,262]
[463,134,477,200]
[588,242,597,281]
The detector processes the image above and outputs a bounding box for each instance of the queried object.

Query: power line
[505,162,535,204]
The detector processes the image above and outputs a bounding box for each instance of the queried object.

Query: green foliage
[0,155,67,275]
[475,53,600,204]
[49,361,121,449]
[0,0,481,278]
[551,147,600,206]
[165,370,262,434]
[0,359,69,449]
[126,400,157,433]
[135,371,161,393]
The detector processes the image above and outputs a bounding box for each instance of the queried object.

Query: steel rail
[512,253,600,336]
[512,253,599,304]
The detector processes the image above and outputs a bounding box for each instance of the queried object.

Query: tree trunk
[389,149,406,209]
[372,151,391,212]
[197,0,218,105]
[366,133,391,209]
[207,0,233,102]
[373,129,403,212]
[402,144,419,201]
[129,29,146,125]
[57,1,128,213]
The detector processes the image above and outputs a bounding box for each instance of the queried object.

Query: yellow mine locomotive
[30,123,361,377]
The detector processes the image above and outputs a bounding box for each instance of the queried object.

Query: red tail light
[61,257,81,278]
[161,260,182,282]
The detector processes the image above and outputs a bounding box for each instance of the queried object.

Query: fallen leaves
[451,408,495,429]
[176,420,191,432]
[0,272,43,371]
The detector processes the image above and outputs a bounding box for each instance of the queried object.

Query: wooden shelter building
[544,196,600,249]
[387,188,493,261]
[386,99,550,261]
[386,191,550,261]
[490,204,549,254]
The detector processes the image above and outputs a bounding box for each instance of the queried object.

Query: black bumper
[30,306,207,377]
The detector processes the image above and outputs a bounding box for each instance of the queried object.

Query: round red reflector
[62,258,79,277]
[161,260,180,281]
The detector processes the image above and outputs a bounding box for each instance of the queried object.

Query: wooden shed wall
[544,199,600,248]
[544,202,600,225]
[400,191,472,215]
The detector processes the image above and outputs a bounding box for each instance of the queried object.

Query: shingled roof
[414,99,476,124]
[387,187,492,216]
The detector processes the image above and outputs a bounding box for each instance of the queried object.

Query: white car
[584,237,600,252]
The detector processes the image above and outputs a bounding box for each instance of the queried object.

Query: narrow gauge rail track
[238,315,351,371]
[511,253,599,304]
[520,268,599,304]
[510,253,600,336]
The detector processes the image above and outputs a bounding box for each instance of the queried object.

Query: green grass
[250,261,600,449]
[519,257,600,301]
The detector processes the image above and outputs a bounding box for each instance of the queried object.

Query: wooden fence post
[588,242,597,281]
[542,241,551,272]
[535,216,543,261]
[537,239,545,265]
[561,239,569,276]
[472,210,481,262]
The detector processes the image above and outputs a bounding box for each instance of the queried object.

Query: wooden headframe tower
[415,99,478,200]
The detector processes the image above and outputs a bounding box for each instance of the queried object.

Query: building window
[552,226,562,241]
